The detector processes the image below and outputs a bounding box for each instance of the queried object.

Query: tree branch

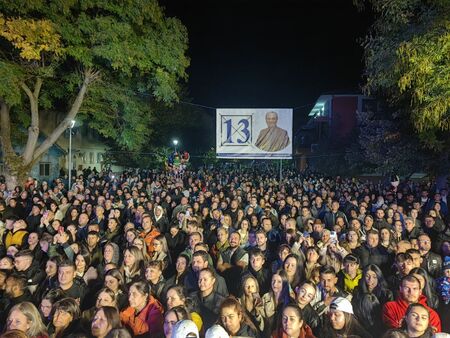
[21,78,42,165]
[32,69,99,162]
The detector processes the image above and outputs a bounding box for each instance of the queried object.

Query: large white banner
[216,108,292,159]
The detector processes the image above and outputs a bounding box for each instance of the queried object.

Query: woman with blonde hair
[120,246,145,286]
[240,274,265,332]
[6,302,48,338]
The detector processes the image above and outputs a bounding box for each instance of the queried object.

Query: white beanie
[171,320,199,338]
[205,325,229,338]
[330,297,354,314]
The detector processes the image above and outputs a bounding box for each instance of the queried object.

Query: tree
[359,0,450,152]
[0,0,189,188]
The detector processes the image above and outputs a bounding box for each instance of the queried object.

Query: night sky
[160,0,372,151]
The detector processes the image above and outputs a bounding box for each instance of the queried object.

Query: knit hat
[171,320,199,338]
[205,325,229,338]
[330,297,354,314]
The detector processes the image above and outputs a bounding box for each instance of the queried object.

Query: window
[39,162,50,176]
[97,153,103,164]
[89,152,94,164]
[0,162,4,174]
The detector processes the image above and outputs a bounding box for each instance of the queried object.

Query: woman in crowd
[401,304,442,338]
[380,227,396,252]
[6,302,48,338]
[240,274,265,332]
[91,306,122,338]
[119,281,164,337]
[38,289,63,325]
[262,269,294,336]
[353,264,393,305]
[144,260,166,302]
[272,303,316,338]
[272,244,292,274]
[304,246,321,281]
[120,246,145,286]
[218,296,260,337]
[165,253,189,289]
[163,306,191,338]
[97,242,121,278]
[47,298,83,338]
[131,237,150,263]
[283,254,304,290]
[148,234,171,273]
[323,297,372,338]
[165,285,203,332]
[237,219,250,246]
[82,288,117,325]
[190,267,225,329]
[104,268,128,310]
[296,281,321,333]
[409,267,439,309]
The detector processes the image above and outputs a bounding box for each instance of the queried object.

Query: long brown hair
[219,296,258,334]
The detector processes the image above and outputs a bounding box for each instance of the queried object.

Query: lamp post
[68,120,75,190]
[173,139,179,153]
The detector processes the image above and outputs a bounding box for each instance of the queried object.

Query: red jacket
[120,295,164,336]
[272,324,316,338]
[382,294,441,332]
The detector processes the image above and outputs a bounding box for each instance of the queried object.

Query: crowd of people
[0,167,448,338]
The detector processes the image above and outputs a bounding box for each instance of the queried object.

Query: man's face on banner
[265,112,278,128]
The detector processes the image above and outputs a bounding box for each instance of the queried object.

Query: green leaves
[0,0,190,157]
[361,0,450,151]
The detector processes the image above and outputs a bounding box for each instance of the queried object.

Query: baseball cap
[330,297,354,314]
[205,325,229,338]
[171,320,199,338]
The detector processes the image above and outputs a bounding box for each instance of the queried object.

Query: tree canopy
[0,0,189,184]
[360,0,450,151]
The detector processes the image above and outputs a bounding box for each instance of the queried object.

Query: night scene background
[160,0,372,153]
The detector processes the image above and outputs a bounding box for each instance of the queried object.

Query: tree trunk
[2,156,31,191]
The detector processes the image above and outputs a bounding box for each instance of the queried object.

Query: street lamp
[68,120,75,190]
[172,139,179,153]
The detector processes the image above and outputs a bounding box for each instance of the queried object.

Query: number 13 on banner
[220,115,252,146]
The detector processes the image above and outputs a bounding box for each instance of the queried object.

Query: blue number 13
[224,119,250,144]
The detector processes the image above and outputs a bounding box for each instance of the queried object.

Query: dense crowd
[0,167,449,338]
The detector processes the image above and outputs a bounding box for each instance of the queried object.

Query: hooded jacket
[382,294,441,332]
[120,295,164,337]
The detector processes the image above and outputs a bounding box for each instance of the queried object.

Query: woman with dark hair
[323,297,372,338]
[352,264,393,336]
[271,244,291,274]
[47,298,83,338]
[401,303,435,338]
[283,254,304,290]
[353,264,393,305]
[104,269,128,310]
[165,254,189,289]
[91,306,121,338]
[119,280,164,337]
[262,269,294,337]
[219,296,260,337]
[380,227,396,253]
[163,306,191,338]
[82,288,117,325]
[410,267,439,309]
[272,303,316,338]
[38,289,64,325]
